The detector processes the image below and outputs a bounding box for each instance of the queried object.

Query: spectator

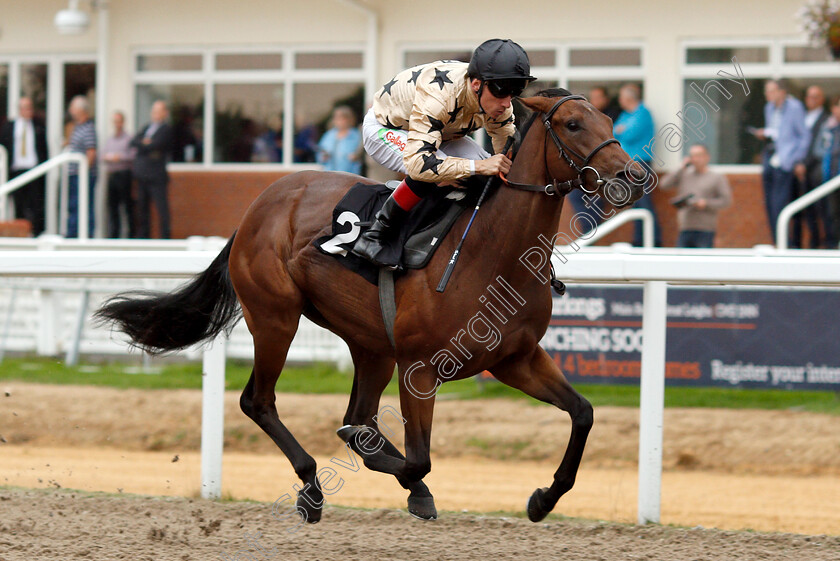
[752,80,809,245]
[588,86,621,122]
[660,144,732,248]
[821,95,840,248]
[0,97,49,236]
[66,95,97,238]
[793,85,834,248]
[614,83,662,246]
[132,100,174,239]
[318,106,362,174]
[104,111,135,238]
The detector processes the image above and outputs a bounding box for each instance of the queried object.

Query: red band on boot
[392,180,422,211]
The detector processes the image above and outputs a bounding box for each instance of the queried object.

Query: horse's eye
[566,120,580,132]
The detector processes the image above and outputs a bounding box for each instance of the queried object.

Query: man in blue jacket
[754,80,809,245]
[614,83,662,246]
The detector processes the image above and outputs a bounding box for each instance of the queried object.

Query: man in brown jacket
[352,39,535,266]
[661,144,732,248]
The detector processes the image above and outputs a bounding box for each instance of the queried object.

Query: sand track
[1,487,838,561]
[1,380,839,559]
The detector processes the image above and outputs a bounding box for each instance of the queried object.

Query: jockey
[352,38,536,266]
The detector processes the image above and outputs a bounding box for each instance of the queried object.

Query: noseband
[502,94,619,196]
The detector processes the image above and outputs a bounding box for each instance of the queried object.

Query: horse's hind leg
[338,344,437,520]
[238,295,324,523]
[490,346,593,522]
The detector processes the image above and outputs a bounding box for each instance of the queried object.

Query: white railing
[573,208,654,248]
[2,245,840,518]
[551,247,840,524]
[776,173,840,250]
[0,236,350,369]
[0,152,90,239]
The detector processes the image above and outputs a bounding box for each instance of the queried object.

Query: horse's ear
[517,96,554,113]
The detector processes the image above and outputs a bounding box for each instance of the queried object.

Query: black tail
[94,233,241,354]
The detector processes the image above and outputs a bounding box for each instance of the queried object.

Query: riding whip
[436,134,517,293]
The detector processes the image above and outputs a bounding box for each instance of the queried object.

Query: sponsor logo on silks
[378,128,407,153]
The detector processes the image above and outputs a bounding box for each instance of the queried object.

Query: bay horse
[95,89,646,524]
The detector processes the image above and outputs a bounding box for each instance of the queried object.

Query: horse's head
[516,89,648,208]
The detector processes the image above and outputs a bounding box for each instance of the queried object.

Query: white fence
[0,236,351,368]
[2,240,840,523]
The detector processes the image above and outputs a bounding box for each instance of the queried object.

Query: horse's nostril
[629,164,648,182]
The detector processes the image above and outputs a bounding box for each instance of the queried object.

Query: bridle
[501,94,620,196]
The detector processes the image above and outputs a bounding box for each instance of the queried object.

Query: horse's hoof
[527,487,551,522]
[407,495,438,521]
[296,494,322,524]
[336,424,364,443]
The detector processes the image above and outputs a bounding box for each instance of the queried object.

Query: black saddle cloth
[314,181,481,285]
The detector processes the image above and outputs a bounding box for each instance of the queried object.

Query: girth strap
[378,267,397,348]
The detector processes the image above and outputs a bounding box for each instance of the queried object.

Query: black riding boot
[352,193,408,267]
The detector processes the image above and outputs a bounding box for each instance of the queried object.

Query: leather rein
[501,94,619,196]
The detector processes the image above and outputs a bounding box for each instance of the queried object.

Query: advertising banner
[539,285,840,390]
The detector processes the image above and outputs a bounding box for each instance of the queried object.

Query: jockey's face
[470,78,511,120]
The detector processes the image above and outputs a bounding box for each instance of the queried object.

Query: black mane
[535,87,573,98]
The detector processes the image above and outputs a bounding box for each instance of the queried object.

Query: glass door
[0,64,8,128]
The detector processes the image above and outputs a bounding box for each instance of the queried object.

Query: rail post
[637,280,668,524]
[200,335,227,499]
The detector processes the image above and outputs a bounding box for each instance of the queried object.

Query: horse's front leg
[491,346,593,522]
[396,359,438,519]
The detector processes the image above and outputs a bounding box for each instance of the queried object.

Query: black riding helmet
[468,39,536,99]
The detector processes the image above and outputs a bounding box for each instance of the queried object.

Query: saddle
[314,180,482,285]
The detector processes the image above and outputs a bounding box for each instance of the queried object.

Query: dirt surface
[1,381,839,475]
[2,446,839,535]
[1,487,839,561]
[1,381,840,551]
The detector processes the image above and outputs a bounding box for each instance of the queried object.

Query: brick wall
[555,173,773,248]
[165,170,771,247]
[0,220,32,237]
[166,170,295,240]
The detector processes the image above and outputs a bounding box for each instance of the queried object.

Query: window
[528,50,557,67]
[134,47,365,165]
[214,83,284,163]
[294,52,362,70]
[216,53,283,71]
[293,82,364,164]
[136,84,204,163]
[404,50,471,67]
[0,64,8,128]
[685,46,769,64]
[784,45,834,63]
[20,63,47,123]
[682,77,765,165]
[682,41,840,166]
[569,47,642,67]
[64,63,96,115]
[137,55,202,72]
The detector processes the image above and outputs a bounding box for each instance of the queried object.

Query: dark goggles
[486,79,529,98]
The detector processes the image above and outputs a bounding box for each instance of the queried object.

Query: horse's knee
[573,396,593,432]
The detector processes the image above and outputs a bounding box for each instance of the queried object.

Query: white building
[1,0,834,174]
